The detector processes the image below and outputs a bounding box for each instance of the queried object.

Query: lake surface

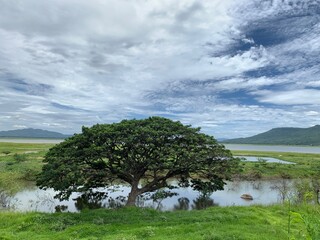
[0,138,64,144]
[238,156,295,164]
[8,180,292,213]
[224,144,320,154]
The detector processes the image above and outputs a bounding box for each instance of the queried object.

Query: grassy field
[0,142,320,193]
[0,205,319,240]
[0,142,320,239]
[233,150,320,179]
[0,142,54,193]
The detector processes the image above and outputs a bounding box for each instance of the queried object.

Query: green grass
[232,150,320,179]
[0,205,319,239]
[0,143,320,239]
[0,142,54,193]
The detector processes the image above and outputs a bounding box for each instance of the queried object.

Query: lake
[0,138,64,144]
[238,156,295,164]
[7,180,292,213]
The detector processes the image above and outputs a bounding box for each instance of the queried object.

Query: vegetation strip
[0,143,320,193]
[0,205,319,239]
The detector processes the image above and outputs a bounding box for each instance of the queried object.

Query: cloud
[254,89,320,105]
[13,125,28,129]
[305,111,319,116]
[0,0,319,138]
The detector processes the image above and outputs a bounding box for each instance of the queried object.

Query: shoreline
[0,138,64,144]
[224,143,320,154]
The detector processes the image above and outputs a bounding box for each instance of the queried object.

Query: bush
[245,170,262,180]
[13,154,27,163]
[22,169,38,181]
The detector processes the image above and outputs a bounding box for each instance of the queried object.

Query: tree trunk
[126,181,140,206]
[127,190,138,206]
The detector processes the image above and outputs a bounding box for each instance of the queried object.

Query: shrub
[2,151,11,155]
[13,153,27,163]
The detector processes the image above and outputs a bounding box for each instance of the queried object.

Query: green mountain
[223,125,320,146]
[0,128,71,139]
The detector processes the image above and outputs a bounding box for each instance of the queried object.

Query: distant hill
[0,128,71,139]
[223,125,320,146]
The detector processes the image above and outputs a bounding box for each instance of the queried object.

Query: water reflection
[107,196,127,209]
[173,197,190,210]
[55,205,68,212]
[12,180,294,213]
[270,179,292,203]
[0,190,12,210]
[191,195,218,210]
[149,190,179,210]
[74,192,108,211]
[12,179,320,212]
[151,194,218,211]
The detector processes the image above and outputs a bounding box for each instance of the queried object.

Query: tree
[37,117,240,206]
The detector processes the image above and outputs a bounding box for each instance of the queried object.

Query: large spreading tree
[37,117,240,206]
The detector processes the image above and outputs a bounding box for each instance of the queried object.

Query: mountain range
[1,126,320,145]
[223,125,320,146]
[0,128,71,139]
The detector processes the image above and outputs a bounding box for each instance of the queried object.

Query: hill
[223,125,320,146]
[0,128,71,139]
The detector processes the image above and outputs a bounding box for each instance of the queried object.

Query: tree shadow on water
[173,195,219,211]
[191,194,219,210]
[74,191,108,211]
[0,189,13,210]
[173,197,190,210]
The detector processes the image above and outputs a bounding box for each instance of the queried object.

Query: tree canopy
[37,117,240,206]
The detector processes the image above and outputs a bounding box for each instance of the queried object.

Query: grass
[0,204,319,239]
[0,142,54,193]
[0,142,320,239]
[232,150,320,179]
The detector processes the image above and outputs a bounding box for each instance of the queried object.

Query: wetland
[0,141,319,212]
[0,141,319,240]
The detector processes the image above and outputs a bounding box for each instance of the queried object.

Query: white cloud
[305,111,319,116]
[0,0,319,138]
[13,125,28,129]
[255,89,320,105]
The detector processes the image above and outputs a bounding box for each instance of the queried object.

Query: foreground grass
[0,143,319,239]
[0,205,319,240]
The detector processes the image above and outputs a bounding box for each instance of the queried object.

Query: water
[238,156,295,164]
[0,138,64,144]
[7,180,291,213]
[1,140,316,212]
[224,144,320,154]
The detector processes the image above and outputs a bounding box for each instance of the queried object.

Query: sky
[0,0,319,139]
